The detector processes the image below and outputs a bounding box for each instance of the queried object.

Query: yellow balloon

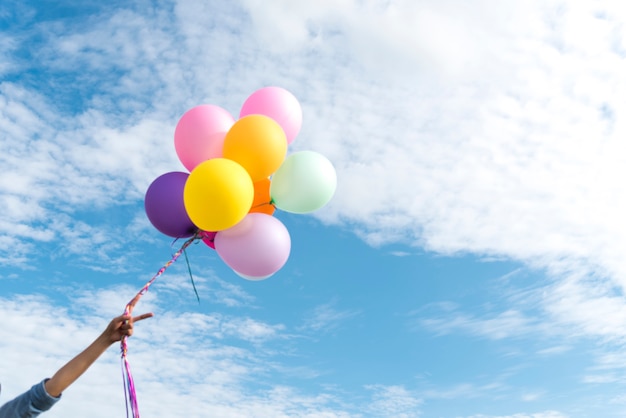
[183,158,254,231]
[223,115,287,182]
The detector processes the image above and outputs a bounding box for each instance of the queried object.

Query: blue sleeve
[0,380,61,418]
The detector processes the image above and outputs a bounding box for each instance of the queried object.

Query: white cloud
[364,384,422,418]
[580,348,626,385]
[2,0,625,288]
[421,382,506,402]
[542,275,626,341]
[414,272,626,353]
[461,412,568,418]
[535,345,571,356]
[0,291,391,417]
[300,301,360,333]
[520,391,544,402]
[418,309,538,340]
[240,1,626,302]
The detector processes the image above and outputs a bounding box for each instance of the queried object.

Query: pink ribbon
[120,233,199,418]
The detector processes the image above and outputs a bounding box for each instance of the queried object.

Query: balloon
[233,270,273,281]
[240,86,302,144]
[144,172,197,238]
[183,158,254,231]
[250,178,275,215]
[270,151,337,213]
[215,213,291,277]
[222,115,287,182]
[200,230,216,249]
[174,105,235,171]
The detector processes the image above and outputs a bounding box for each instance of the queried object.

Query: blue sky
[1,1,626,417]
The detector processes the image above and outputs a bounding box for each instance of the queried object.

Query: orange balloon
[249,178,275,215]
[222,115,287,182]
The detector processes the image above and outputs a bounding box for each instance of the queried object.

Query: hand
[104,313,154,343]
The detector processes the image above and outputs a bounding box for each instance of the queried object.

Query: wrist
[96,331,115,347]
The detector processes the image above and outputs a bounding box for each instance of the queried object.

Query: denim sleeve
[0,380,61,418]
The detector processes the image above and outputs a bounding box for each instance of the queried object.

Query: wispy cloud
[1,289,485,417]
[414,266,626,347]
[461,412,568,418]
[580,349,626,385]
[0,291,384,417]
[364,384,422,418]
[299,301,360,333]
[418,308,538,340]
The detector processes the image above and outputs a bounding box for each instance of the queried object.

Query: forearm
[44,333,113,397]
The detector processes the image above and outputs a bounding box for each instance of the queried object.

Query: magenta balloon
[200,230,217,249]
[145,172,197,238]
[239,87,302,144]
[215,213,291,277]
[174,105,235,171]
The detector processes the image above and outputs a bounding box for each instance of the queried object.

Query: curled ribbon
[120,233,199,418]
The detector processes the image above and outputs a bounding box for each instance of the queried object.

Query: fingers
[108,312,153,341]
[114,312,153,324]
[121,313,153,332]
[112,314,132,325]
[126,294,141,312]
[132,313,154,323]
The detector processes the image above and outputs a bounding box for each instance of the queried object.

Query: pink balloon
[239,87,302,144]
[215,213,291,277]
[174,105,235,171]
[233,270,273,281]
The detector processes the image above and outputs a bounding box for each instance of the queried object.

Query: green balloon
[270,151,337,213]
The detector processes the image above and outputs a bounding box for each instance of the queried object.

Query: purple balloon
[145,172,197,238]
[215,213,291,277]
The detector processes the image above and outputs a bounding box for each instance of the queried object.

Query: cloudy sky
[1,1,626,417]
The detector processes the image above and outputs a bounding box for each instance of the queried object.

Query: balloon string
[183,247,200,302]
[120,232,200,418]
[251,200,275,209]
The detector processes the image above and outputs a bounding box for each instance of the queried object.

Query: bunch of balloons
[144,87,337,280]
